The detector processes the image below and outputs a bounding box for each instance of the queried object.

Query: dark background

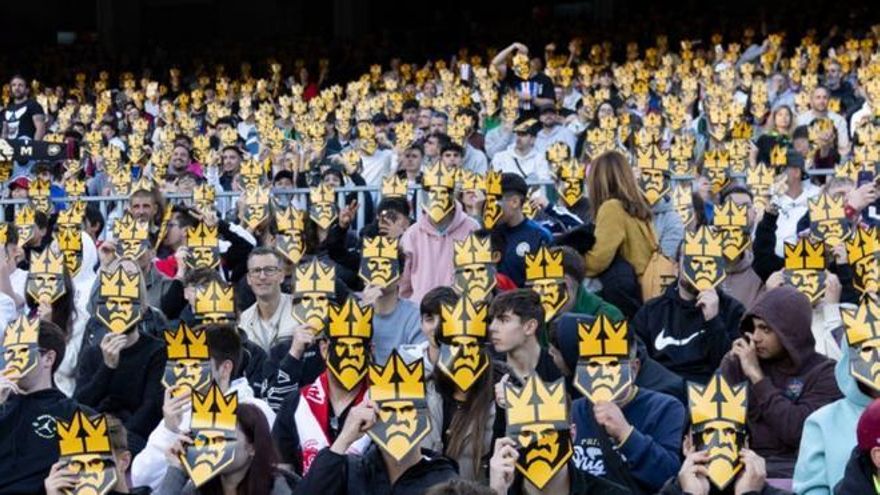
[0,0,876,83]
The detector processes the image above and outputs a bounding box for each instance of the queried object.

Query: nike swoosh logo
[654,328,705,351]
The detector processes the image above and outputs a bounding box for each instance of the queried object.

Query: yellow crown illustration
[688,372,748,426]
[30,249,65,276]
[2,315,39,347]
[65,178,87,198]
[57,204,84,226]
[578,315,629,358]
[193,184,215,205]
[15,204,35,226]
[164,323,209,360]
[114,213,150,242]
[369,351,426,402]
[310,184,336,205]
[731,121,752,140]
[99,268,141,299]
[713,200,748,227]
[809,185,848,219]
[842,297,880,346]
[191,383,238,431]
[746,163,774,188]
[240,158,264,179]
[422,162,457,190]
[274,207,305,233]
[703,149,730,170]
[847,226,880,264]
[546,142,571,164]
[784,238,826,270]
[454,234,493,267]
[243,186,271,206]
[440,295,488,340]
[506,375,568,426]
[294,258,335,294]
[186,223,219,248]
[129,176,154,194]
[770,145,788,167]
[381,175,408,198]
[525,247,564,281]
[194,281,235,318]
[29,178,50,198]
[485,170,503,196]
[557,159,583,180]
[57,410,112,457]
[684,227,723,257]
[363,236,399,260]
[636,145,670,171]
[459,170,485,192]
[0,224,8,245]
[328,298,374,339]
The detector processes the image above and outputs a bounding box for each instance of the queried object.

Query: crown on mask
[57,410,112,457]
[129,176,154,195]
[454,234,493,267]
[2,315,39,347]
[440,295,488,340]
[294,258,335,294]
[369,351,426,402]
[459,171,485,192]
[703,149,731,170]
[243,186,271,207]
[191,383,238,431]
[186,223,219,249]
[30,249,65,276]
[99,267,141,299]
[485,170,503,196]
[684,226,723,257]
[525,246,564,282]
[546,142,571,164]
[808,193,846,222]
[328,297,374,340]
[557,159,584,180]
[275,207,305,233]
[114,213,150,242]
[310,183,336,206]
[239,159,264,180]
[505,375,568,426]
[422,162,457,190]
[713,200,749,228]
[769,145,788,167]
[784,238,826,270]
[846,226,880,264]
[381,175,408,198]
[746,163,774,188]
[57,204,84,226]
[636,145,670,171]
[194,281,235,320]
[688,372,748,426]
[15,204,35,227]
[363,236,398,260]
[65,178,87,198]
[842,297,880,347]
[29,178,51,198]
[164,323,209,360]
[578,314,629,358]
[193,184,215,205]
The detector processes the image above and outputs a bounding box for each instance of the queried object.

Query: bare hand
[360,284,383,306]
[593,401,633,443]
[100,333,127,369]
[98,240,118,267]
[734,448,767,495]
[696,289,720,321]
[339,201,358,229]
[824,272,842,304]
[732,338,763,383]
[489,437,519,494]
[163,386,192,434]
[0,374,22,405]
[678,451,711,495]
[333,400,376,452]
[36,301,53,321]
[44,461,78,495]
[830,243,847,265]
[847,183,877,212]
[165,434,193,470]
[289,325,317,360]
[766,269,785,290]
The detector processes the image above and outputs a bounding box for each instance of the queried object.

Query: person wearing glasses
[239,247,297,353]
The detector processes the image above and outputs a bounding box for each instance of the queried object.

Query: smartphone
[859,170,874,187]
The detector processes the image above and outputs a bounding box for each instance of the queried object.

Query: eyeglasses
[248,266,281,277]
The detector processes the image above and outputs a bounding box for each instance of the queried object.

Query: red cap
[8,177,29,190]
[857,399,880,452]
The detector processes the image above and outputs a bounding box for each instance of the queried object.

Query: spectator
[795,86,850,155]
[490,116,552,183]
[239,247,297,352]
[489,289,561,385]
[833,399,880,494]
[494,173,552,287]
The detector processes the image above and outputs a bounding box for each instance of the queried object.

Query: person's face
[811,88,830,112]
[826,63,842,86]
[515,132,535,150]
[529,279,569,322]
[401,150,422,172]
[429,117,447,135]
[402,108,418,124]
[693,419,744,490]
[774,108,792,130]
[597,103,614,121]
[10,186,27,199]
[221,150,241,173]
[163,217,184,249]
[101,124,115,142]
[274,177,293,189]
[10,78,27,99]
[326,337,368,390]
[129,195,155,223]
[247,254,283,298]
[441,150,462,167]
[539,111,557,128]
[63,453,117,495]
[322,174,342,189]
[749,318,785,360]
[417,109,432,129]
[489,310,530,353]
[424,137,440,157]
[170,147,189,171]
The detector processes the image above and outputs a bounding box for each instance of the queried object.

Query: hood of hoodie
[835,341,874,408]
[726,250,755,275]
[741,286,815,372]
[651,196,674,214]
[417,200,475,237]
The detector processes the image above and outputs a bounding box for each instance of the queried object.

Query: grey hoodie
[651,197,684,259]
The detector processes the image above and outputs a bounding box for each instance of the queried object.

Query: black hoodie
[834,448,876,494]
[0,388,85,494]
[632,284,745,384]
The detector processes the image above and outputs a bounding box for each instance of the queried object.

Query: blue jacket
[495,218,552,287]
[793,341,873,495]
[571,388,684,494]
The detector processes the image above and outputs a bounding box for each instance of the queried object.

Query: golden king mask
[713,200,751,262]
[511,52,531,79]
[682,227,727,291]
[1,316,40,380]
[672,183,695,228]
[29,178,52,215]
[359,237,400,288]
[483,171,503,229]
[309,184,338,230]
[242,186,271,231]
[556,160,585,208]
[505,376,572,490]
[688,373,748,491]
[56,410,119,495]
[438,295,489,392]
[783,238,827,304]
[703,149,731,194]
[573,315,633,404]
[636,145,671,205]
[162,323,212,395]
[192,184,216,212]
[274,207,306,264]
[185,223,220,270]
[525,247,569,322]
[452,234,496,301]
[96,267,143,334]
[746,163,775,210]
[292,258,335,334]
[56,207,84,276]
[326,298,373,391]
[808,193,851,246]
[422,162,457,224]
[113,213,151,260]
[181,383,238,487]
[26,249,67,304]
[846,226,880,295]
[193,281,236,324]
[842,297,880,392]
[15,203,36,247]
[368,350,431,462]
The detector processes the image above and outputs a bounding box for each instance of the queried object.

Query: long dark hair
[201,403,279,495]
[433,350,495,480]
[26,270,77,339]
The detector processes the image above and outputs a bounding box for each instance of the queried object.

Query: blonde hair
[587,150,653,222]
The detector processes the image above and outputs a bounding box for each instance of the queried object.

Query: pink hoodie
[399,201,480,303]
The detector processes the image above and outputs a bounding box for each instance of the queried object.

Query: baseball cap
[8,176,29,190]
[857,399,880,452]
[501,173,529,197]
